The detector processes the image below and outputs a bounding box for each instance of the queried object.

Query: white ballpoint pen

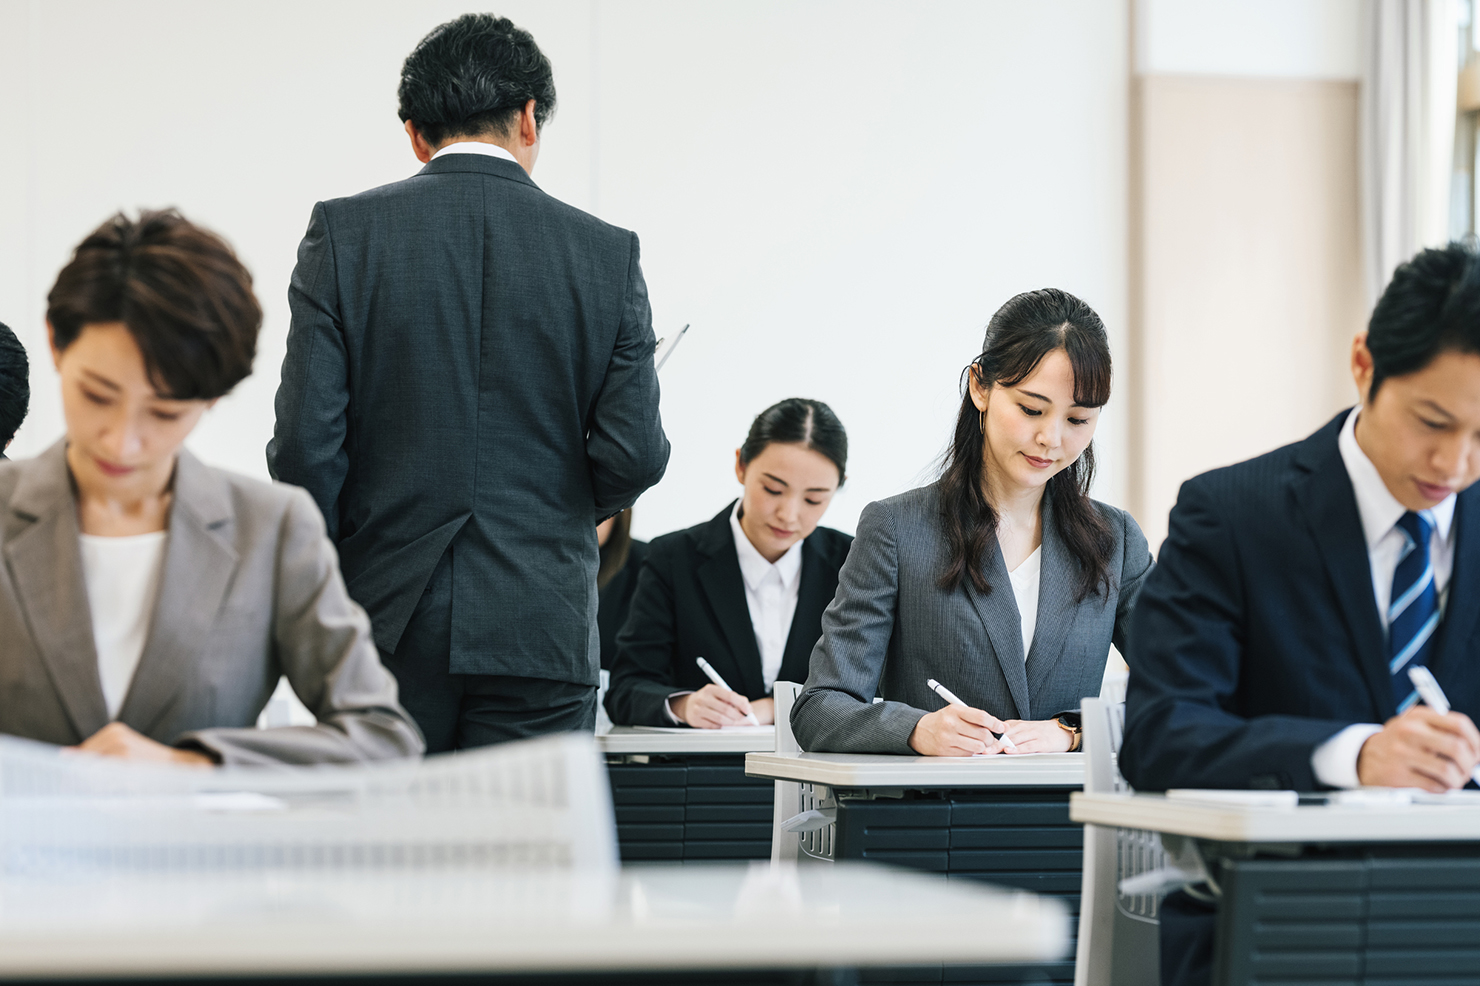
[926,678,1018,751]
[695,656,761,726]
[1407,666,1480,787]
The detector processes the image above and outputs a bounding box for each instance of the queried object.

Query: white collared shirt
[729,502,805,690]
[1310,407,1458,788]
[664,504,805,723]
[430,141,519,164]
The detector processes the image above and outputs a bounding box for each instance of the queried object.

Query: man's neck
[432,135,533,175]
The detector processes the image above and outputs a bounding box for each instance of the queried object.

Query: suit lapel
[1292,419,1392,718]
[1024,493,1083,703]
[117,450,239,735]
[1432,486,1480,677]
[3,442,109,739]
[963,537,1031,719]
[778,535,829,685]
[694,505,766,698]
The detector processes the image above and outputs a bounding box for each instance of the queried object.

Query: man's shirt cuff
[663,691,694,725]
[1311,723,1383,788]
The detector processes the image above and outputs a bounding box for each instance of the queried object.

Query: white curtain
[1363,0,1460,304]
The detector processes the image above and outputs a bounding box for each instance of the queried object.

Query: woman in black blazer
[605,399,853,728]
[596,508,649,671]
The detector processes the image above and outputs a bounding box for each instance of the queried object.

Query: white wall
[0,0,1129,541]
[1138,0,1362,79]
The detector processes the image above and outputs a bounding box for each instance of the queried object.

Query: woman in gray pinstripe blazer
[0,211,422,767]
[791,289,1152,756]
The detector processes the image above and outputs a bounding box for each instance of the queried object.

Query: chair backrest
[1074,697,1163,986]
[0,731,618,877]
[595,668,614,735]
[774,680,803,754]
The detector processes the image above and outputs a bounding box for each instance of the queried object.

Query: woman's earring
[978,409,986,436]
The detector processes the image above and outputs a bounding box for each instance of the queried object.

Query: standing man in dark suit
[1121,243,1480,986]
[268,14,669,752]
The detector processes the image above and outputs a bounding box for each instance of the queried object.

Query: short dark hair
[1367,241,1480,399]
[739,398,848,484]
[0,321,29,447]
[47,210,261,401]
[398,14,557,146]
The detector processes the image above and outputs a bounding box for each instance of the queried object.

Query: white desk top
[0,864,1067,978]
[1071,791,1480,843]
[746,751,1085,788]
[599,725,776,755]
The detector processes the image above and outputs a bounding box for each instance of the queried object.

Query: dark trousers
[1160,889,1216,986]
[382,549,597,754]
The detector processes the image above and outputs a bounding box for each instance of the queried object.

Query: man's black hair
[1368,240,1480,399]
[398,14,557,147]
[0,321,28,449]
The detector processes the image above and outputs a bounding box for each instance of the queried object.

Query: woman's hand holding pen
[673,686,775,729]
[66,722,214,767]
[908,705,1013,756]
[995,719,1076,753]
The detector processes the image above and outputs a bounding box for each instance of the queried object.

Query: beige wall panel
[1134,75,1364,549]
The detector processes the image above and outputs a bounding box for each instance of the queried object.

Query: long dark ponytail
[937,288,1115,602]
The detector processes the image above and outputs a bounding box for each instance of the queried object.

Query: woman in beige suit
[0,210,423,766]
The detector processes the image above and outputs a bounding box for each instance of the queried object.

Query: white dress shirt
[1310,407,1457,788]
[1008,546,1042,659]
[730,502,805,689]
[430,141,518,163]
[665,505,805,723]
[79,531,169,719]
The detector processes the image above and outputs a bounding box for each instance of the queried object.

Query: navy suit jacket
[1121,411,1480,791]
[604,504,853,727]
[268,154,669,685]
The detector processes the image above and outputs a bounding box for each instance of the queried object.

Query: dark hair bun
[739,398,847,483]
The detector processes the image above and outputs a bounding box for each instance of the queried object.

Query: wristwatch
[1055,713,1082,752]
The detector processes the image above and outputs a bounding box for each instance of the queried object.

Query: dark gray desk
[599,727,777,863]
[748,752,1087,986]
[1071,791,1480,986]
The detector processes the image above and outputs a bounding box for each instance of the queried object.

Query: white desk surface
[598,725,776,755]
[746,751,1085,788]
[0,863,1067,978]
[1071,791,1480,843]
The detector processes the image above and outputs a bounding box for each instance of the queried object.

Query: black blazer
[1121,411,1480,791]
[268,153,669,686]
[598,539,649,671]
[604,503,853,726]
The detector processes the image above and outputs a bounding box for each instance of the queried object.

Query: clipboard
[654,323,689,371]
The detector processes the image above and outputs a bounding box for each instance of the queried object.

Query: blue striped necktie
[1389,510,1438,712]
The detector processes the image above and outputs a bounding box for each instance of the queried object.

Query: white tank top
[79,531,169,718]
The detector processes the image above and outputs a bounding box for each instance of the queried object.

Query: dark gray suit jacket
[269,153,669,685]
[791,482,1152,753]
[0,442,423,765]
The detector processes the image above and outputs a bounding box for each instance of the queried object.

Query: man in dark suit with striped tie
[1121,242,1480,986]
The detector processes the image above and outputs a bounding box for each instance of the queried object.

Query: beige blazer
[0,441,424,765]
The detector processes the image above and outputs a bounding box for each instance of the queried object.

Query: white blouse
[79,531,169,719]
[1007,546,1042,660]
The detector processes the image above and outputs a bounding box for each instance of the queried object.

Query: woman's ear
[967,365,992,413]
[734,448,746,485]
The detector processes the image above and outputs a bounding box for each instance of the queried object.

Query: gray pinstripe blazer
[0,441,424,765]
[790,482,1152,754]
